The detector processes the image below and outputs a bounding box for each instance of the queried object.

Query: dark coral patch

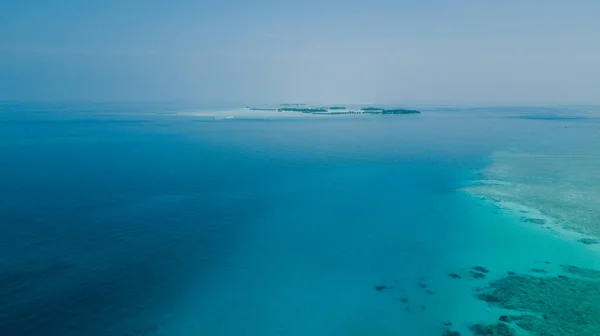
[473,266,490,273]
[375,285,392,292]
[448,273,462,279]
[578,238,599,245]
[476,271,600,335]
[521,217,547,225]
[469,323,516,335]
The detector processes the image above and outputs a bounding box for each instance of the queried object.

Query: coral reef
[476,270,600,335]
[417,280,434,294]
[462,150,600,238]
[561,264,600,279]
[442,329,462,336]
[469,323,516,335]
[471,271,486,279]
[520,217,547,225]
[448,273,462,279]
[375,285,392,292]
[578,238,599,245]
[473,266,490,273]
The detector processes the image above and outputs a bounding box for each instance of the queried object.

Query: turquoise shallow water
[1,103,599,335]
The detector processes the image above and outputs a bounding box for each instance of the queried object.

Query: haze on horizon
[1,0,599,106]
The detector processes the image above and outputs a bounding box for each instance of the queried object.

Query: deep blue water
[1,103,598,335]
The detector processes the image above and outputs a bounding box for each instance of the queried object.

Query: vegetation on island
[247,105,421,115]
[278,107,328,113]
[361,107,421,114]
[382,109,420,114]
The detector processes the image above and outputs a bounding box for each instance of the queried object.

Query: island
[360,107,420,114]
[382,109,420,114]
[248,107,278,111]
[246,105,421,115]
[278,107,328,113]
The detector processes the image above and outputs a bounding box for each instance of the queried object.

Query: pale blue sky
[1,0,599,105]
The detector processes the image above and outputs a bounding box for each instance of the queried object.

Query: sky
[1,0,600,105]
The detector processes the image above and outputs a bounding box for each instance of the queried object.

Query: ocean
[1,102,600,335]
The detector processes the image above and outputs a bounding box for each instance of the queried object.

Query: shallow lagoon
[1,103,600,335]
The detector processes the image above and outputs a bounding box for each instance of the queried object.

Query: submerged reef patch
[473,266,490,273]
[442,328,462,336]
[578,238,599,245]
[469,323,516,336]
[520,217,547,225]
[561,264,600,279]
[476,269,600,335]
[375,285,393,292]
[417,280,434,294]
[462,150,600,239]
[470,271,486,279]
